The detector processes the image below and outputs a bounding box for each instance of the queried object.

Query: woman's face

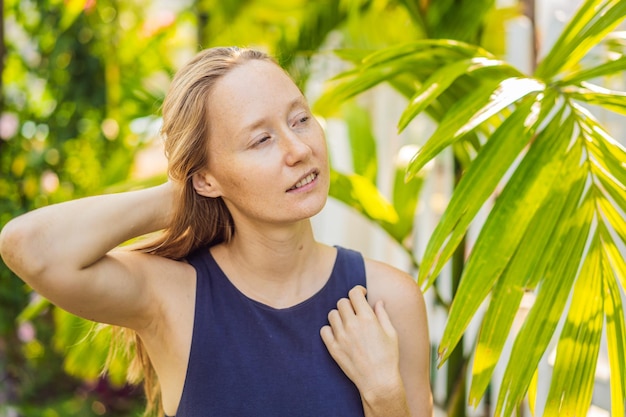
[196,59,330,227]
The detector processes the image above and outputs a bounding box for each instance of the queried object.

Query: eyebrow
[236,96,308,137]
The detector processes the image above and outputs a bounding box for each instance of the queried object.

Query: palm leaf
[328,169,399,226]
[559,55,626,84]
[440,114,580,362]
[565,83,626,116]
[600,224,626,417]
[496,190,595,416]
[544,232,603,416]
[536,0,626,79]
[342,103,378,182]
[397,57,519,132]
[430,0,496,43]
[406,77,544,180]
[468,141,587,404]
[418,95,548,289]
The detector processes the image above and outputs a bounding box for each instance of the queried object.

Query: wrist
[361,374,408,412]
[125,183,176,236]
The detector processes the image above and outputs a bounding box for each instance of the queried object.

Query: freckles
[226,173,243,189]
[227,170,249,190]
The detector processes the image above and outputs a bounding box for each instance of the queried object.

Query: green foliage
[1,0,180,413]
[316,0,626,415]
[328,102,425,262]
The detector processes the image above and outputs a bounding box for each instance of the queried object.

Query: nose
[282,130,312,166]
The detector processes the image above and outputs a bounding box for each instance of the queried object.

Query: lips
[287,170,319,191]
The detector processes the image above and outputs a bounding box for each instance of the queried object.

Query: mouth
[287,170,319,192]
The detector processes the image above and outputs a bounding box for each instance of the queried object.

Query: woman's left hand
[320,285,404,399]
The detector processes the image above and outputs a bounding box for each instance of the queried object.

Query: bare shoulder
[364,258,424,310]
[364,258,433,416]
[363,257,429,349]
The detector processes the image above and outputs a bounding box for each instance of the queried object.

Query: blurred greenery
[1,0,179,413]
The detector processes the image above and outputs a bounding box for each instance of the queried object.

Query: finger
[327,308,343,330]
[320,325,346,364]
[374,300,397,336]
[320,325,354,380]
[336,297,355,321]
[348,285,372,316]
[320,325,335,347]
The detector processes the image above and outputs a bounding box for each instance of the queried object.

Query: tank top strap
[333,245,366,290]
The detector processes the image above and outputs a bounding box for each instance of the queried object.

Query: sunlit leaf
[329,169,399,225]
[53,309,131,386]
[599,225,626,417]
[406,77,545,180]
[580,108,626,186]
[565,83,626,116]
[314,63,414,116]
[559,55,626,84]
[544,233,603,416]
[601,221,626,295]
[360,39,490,69]
[16,294,51,323]
[469,140,586,404]
[397,57,518,132]
[388,162,424,245]
[58,0,90,32]
[439,112,576,365]
[536,0,626,79]
[395,0,426,31]
[596,190,626,246]
[528,368,539,417]
[496,193,595,416]
[418,96,547,288]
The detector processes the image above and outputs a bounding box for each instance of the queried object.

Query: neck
[212,219,334,308]
[228,219,318,276]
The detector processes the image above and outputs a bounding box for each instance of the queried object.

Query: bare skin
[0,59,432,417]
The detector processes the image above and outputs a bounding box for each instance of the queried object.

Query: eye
[292,114,310,128]
[257,136,270,145]
[253,135,271,147]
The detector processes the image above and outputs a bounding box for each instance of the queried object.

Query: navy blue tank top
[170,246,366,417]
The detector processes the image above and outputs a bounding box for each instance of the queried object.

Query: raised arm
[0,183,180,330]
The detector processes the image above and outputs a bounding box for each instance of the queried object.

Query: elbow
[0,217,46,281]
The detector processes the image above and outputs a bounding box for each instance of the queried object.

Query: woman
[0,47,432,417]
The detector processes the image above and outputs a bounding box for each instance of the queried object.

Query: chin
[291,195,328,222]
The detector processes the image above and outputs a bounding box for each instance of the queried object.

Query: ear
[192,171,223,198]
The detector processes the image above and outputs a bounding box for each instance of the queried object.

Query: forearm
[0,183,174,279]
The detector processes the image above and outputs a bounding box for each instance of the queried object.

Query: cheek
[312,124,328,156]
[220,168,246,190]
[218,160,267,194]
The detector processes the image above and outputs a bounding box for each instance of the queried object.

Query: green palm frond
[316,0,626,414]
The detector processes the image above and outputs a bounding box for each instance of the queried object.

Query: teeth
[292,173,317,190]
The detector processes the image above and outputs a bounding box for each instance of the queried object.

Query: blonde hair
[114,46,277,416]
